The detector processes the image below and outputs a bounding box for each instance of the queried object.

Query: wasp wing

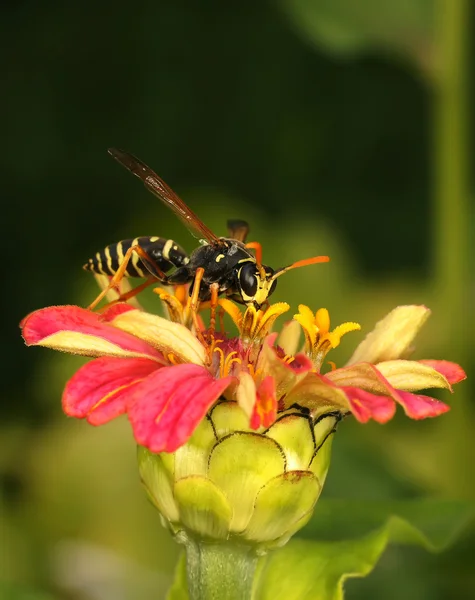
[227,219,250,243]
[108,148,221,246]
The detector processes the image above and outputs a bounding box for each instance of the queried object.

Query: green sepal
[208,432,286,532]
[174,475,233,540]
[265,415,315,470]
[244,471,320,543]
[174,417,216,481]
[210,401,253,438]
[309,433,334,485]
[137,446,179,522]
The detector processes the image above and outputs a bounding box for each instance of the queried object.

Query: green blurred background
[3,1,474,598]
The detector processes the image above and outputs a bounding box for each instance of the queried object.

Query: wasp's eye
[239,263,258,297]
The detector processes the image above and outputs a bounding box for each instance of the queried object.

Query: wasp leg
[98,276,157,312]
[208,283,220,337]
[183,267,206,340]
[245,241,262,265]
[87,244,168,311]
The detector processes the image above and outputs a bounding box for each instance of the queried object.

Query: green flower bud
[138,401,340,552]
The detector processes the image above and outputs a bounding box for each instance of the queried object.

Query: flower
[21,291,465,549]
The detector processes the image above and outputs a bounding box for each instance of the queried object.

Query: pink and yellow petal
[251,376,277,430]
[128,364,234,453]
[327,362,452,420]
[343,387,396,423]
[347,305,430,365]
[285,372,396,424]
[394,391,450,419]
[21,306,163,360]
[110,309,206,365]
[63,356,159,424]
[419,360,467,385]
[376,360,452,392]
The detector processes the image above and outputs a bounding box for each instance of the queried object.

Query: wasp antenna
[257,263,267,279]
[270,255,330,281]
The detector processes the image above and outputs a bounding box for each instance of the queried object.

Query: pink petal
[393,390,450,419]
[21,305,163,359]
[343,387,396,423]
[328,363,451,421]
[128,364,234,453]
[100,303,137,322]
[419,360,467,385]
[63,357,159,425]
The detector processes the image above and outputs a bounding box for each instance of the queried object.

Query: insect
[85,148,329,313]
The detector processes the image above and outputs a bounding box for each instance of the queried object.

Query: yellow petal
[34,331,160,360]
[327,322,361,348]
[254,302,290,339]
[376,360,451,392]
[296,305,316,328]
[154,289,185,323]
[315,308,330,333]
[346,305,431,366]
[294,305,317,348]
[218,298,243,329]
[111,310,206,365]
[241,306,259,341]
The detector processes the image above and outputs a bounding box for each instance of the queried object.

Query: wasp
[85,148,329,314]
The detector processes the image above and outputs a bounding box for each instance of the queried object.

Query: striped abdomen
[83,236,189,278]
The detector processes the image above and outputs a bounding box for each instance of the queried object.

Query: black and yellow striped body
[84,236,189,279]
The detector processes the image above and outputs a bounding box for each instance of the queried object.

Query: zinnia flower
[20,290,465,551]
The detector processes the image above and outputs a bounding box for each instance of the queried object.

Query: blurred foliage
[2,0,474,598]
[168,500,473,599]
[280,0,434,64]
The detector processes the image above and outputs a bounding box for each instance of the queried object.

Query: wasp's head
[234,254,331,310]
[236,261,277,309]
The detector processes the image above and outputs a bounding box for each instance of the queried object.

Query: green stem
[433,0,470,363]
[185,539,259,600]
